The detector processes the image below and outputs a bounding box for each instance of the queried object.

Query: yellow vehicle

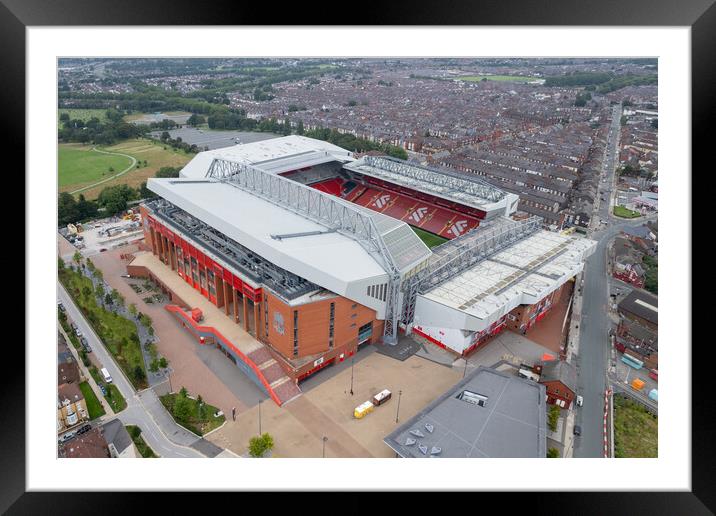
[353,401,374,419]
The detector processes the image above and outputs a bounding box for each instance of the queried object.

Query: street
[58,281,207,458]
[573,102,657,457]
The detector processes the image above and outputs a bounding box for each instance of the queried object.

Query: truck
[372,389,392,406]
[101,367,113,384]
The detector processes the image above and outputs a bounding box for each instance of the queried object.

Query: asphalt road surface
[574,215,657,457]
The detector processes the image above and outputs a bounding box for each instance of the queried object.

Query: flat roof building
[384,366,547,458]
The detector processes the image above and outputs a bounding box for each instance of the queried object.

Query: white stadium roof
[148,177,389,290]
[417,230,596,330]
[343,155,520,218]
[179,135,353,179]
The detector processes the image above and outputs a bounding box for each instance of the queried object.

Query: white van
[101,367,113,384]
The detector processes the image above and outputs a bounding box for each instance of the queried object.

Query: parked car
[75,328,83,338]
[58,301,65,312]
[576,395,584,407]
[59,432,75,443]
[99,384,107,396]
[81,337,91,353]
[573,425,582,436]
[76,424,92,435]
[99,248,108,253]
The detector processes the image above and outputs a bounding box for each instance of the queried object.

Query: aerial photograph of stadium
[57,57,658,459]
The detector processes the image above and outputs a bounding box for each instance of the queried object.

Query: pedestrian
[232,407,236,421]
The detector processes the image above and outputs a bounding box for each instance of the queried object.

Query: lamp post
[322,436,328,458]
[395,390,402,424]
[350,355,355,396]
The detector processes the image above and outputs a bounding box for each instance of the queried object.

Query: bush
[548,405,560,432]
[159,357,168,368]
[249,433,275,458]
[547,448,560,458]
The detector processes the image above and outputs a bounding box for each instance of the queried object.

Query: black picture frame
[7,0,710,512]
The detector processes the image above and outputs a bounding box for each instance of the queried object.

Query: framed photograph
[11,0,709,511]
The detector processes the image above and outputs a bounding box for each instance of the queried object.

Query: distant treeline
[544,72,657,93]
[58,166,181,226]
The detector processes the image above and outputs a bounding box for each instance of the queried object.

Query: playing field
[58,144,134,188]
[59,138,195,199]
[458,75,540,83]
[411,227,448,248]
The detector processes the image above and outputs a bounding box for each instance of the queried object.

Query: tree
[187,114,205,127]
[173,395,191,421]
[296,120,304,135]
[97,184,136,215]
[548,405,560,432]
[60,112,70,122]
[81,285,92,299]
[93,268,103,281]
[105,293,113,306]
[86,259,95,273]
[179,386,188,398]
[73,250,82,266]
[158,357,168,368]
[128,303,138,318]
[58,192,80,225]
[133,365,146,383]
[58,257,66,271]
[95,283,105,300]
[547,448,560,458]
[248,433,275,458]
[149,359,159,373]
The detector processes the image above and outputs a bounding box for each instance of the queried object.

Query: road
[573,102,658,457]
[58,281,206,458]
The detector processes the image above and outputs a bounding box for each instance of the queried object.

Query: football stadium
[129,135,596,406]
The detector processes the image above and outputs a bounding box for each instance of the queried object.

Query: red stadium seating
[310,178,344,197]
[309,176,481,240]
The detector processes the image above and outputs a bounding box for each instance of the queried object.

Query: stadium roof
[420,230,596,322]
[384,366,546,458]
[147,176,432,312]
[179,135,353,179]
[148,178,387,285]
[343,155,519,217]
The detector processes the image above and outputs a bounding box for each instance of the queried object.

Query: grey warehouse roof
[384,366,546,458]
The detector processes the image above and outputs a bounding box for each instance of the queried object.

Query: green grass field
[458,75,540,83]
[59,266,147,390]
[613,205,642,218]
[79,381,105,420]
[613,395,658,458]
[58,144,134,189]
[412,227,448,248]
[59,138,194,198]
[58,109,109,129]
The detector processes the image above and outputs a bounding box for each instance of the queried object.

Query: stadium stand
[308,176,481,239]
